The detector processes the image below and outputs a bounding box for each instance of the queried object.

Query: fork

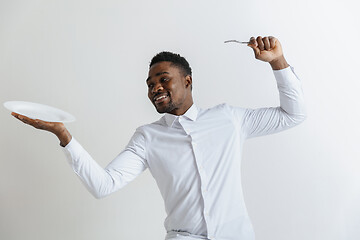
[224,40,250,44]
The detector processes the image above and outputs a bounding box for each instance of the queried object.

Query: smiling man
[147,57,193,115]
[12,36,306,240]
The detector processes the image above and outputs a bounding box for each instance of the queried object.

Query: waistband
[165,231,209,240]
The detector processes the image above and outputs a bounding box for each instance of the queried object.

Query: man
[12,36,306,240]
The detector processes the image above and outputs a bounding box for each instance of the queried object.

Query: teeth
[155,95,167,101]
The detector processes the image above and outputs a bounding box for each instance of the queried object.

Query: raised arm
[235,36,306,138]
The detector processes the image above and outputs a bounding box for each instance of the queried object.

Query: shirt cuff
[273,65,300,85]
[62,137,84,166]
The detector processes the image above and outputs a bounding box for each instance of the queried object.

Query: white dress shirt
[63,66,306,240]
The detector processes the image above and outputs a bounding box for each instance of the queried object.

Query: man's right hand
[11,112,72,147]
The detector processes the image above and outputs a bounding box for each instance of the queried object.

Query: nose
[152,82,164,94]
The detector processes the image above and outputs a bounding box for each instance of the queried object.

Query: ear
[185,75,192,89]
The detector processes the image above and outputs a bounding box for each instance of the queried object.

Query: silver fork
[224,40,249,44]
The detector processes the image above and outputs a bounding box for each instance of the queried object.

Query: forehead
[148,61,181,77]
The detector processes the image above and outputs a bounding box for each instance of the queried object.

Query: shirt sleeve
[230,66,307,139]
[62,130,148,199]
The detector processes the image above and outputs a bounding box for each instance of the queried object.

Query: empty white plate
[4,101,76,123]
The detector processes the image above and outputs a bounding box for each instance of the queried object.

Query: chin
[156,108,166,114]
[154,104,176,114]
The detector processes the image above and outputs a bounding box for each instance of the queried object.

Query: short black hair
[149,51,192,77]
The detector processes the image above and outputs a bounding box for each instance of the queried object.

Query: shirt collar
[164,104,199,127]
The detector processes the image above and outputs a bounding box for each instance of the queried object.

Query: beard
[155,98,177,114]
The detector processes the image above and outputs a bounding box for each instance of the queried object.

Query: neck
[169,100,193,116]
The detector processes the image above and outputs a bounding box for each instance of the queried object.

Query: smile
[154,93,169,104]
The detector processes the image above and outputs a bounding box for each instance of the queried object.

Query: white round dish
[4,101,76,123]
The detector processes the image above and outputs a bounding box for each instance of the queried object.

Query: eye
[160,77,169,83]
[147,83,154,89]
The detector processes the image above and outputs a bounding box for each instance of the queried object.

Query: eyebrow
[146,71,170,82]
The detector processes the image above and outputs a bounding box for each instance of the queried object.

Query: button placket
[187,132,212,237]
[182,118,213,237]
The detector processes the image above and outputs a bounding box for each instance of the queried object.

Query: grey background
[1,0,359,239]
